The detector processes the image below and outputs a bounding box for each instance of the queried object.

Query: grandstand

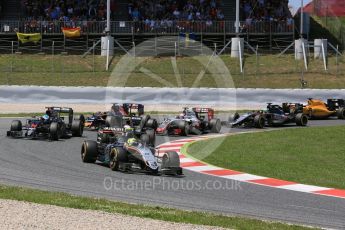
[0,0,295,54]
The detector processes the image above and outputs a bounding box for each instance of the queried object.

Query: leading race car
[81,127,182,176]
[302,98,345,119]
[230,103,308,128]
[85,103,146,130]
[7,107,85,141]
[156,107,222,136]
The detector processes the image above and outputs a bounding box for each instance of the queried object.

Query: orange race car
[302,98,345,119]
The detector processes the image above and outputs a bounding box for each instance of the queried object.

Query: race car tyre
[228,113,240,122]
[110,147,128,171]
[140,134,151,146]
[81,140,98,163]
[105,115,123,128]
[295,113,308,126]
[10,120,22,132]
[146,118,158,130]
[177,120,189,136]
[190,127,202,135]
[139,115,150,129]
[254,115,265,129]
[60,123,67,138]
[50,122,60,141]
[145,129,156,147]
[162,151,180,168]
[72,120,84,137]
[210,119,221,133]
[74,114,85,124]
[337,108,345,119]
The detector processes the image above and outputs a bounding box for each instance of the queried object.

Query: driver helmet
[112,103,120,112]
[124,124,134,132]
[124,125,134,138]
[42,114,49,120]
[186,108,195,116]
[127,138,139,147]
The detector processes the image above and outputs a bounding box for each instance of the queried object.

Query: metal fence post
[86,34,89,52]
[255,45,259,78]
[155,35,157,56]
[93,41,95,73]
[200,30,203,55]
[336,45,339,77]
[133,41,136,57]
[11,41,14,73]
[178,34,181,56]
[52,41,55,73]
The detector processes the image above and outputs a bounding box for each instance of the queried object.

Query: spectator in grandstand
[127,0,224,22]
[241,0,293,32]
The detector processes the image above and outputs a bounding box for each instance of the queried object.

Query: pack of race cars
[5,98,345,176]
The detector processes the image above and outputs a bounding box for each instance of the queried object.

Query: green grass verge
[187,126,345,189]
[0,185,314,230]
[0,54,344,88]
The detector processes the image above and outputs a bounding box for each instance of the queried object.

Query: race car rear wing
[46,107,73,114]
[327,99,345,111]
[123,103,144,116]
[282,103,304,113]
[192,107,214,113]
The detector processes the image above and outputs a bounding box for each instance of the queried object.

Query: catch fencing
[0,20,294,35]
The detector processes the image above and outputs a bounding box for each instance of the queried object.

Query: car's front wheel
[109,147,128,171]
[81,140,98,163]
[295,113,308,126]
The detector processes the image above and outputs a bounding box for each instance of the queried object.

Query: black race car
[81,126,182,175]
[265,103,308,127]
[229,111,266,128]
[7,107,85,141]
[85,103,145,130]
[84,112,108,130]
[156,107,221,136]
[230,103,308,128]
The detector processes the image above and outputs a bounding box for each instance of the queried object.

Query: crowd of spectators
[20,0,118,21]
[127,0,225,31]
[128,1,224,22]
[241,0,293,32]
[1,0,295,34]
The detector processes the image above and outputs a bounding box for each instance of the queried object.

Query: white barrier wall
[295,38,308,60]
[101,36,114,56]
[314,39,328,59]
[231,37,244,58]
[1,86,344,109]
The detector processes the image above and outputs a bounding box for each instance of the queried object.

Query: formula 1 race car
[230,103,308,128]
[85,103,146,129]
[99,114,157,146]
[7,107,85,141]
[81,127,182,176]
[84,112,108,130]
[156,107,222,136]
[303,98,345,119]
[265,103,308,127]
[229,111,266,129]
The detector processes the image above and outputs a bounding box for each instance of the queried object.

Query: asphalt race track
[0,118,345,229]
